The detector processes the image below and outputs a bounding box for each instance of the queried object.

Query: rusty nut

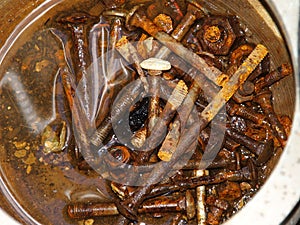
[197,16,236,55]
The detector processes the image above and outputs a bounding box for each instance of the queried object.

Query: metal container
[0,0,298,224]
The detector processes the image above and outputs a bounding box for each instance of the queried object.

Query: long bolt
[226,128,274,166]
[227,101,266,125]
[67,193,194,219]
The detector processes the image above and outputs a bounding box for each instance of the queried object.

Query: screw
[226,128,274,166]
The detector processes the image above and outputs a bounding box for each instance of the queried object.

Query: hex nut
[197,16,236,55]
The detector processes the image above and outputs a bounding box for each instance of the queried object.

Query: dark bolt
[226,128,274,166]
[253,90,287,140]
[227,101,266,125]
[170,0,207,42]
[67,193,195,219]
[255,63,293,93]
[197,16,236,55]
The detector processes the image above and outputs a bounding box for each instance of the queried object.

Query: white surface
[0,0,299,224]
[226,0,300,225]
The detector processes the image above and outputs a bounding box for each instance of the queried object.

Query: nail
[140,57,171,131]
[58,12,97,83]
[181,157,237,170]
[226,128,274,166]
